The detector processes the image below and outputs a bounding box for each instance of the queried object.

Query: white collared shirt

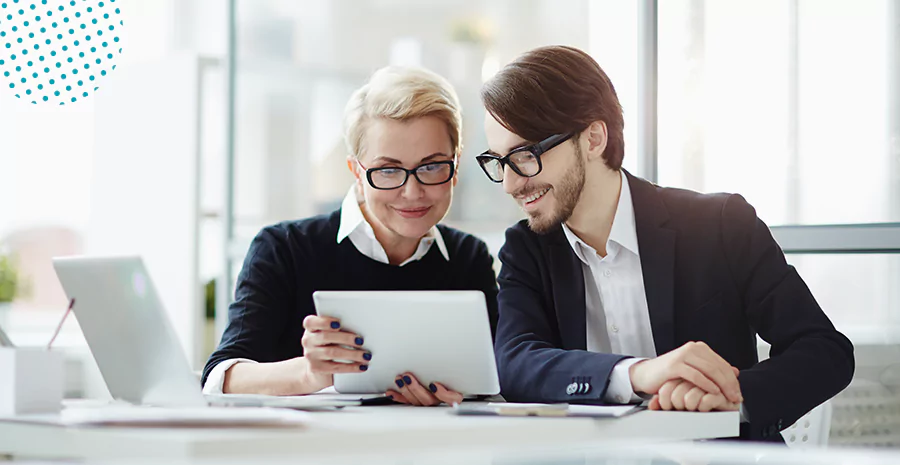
[336,186,449,266]
[202,186,450,394]
[562,171,657,403]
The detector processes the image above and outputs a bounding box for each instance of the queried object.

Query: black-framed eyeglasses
[357,159,456,190]
[476,133,574,183]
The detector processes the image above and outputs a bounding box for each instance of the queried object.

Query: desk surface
[0,404,739,461]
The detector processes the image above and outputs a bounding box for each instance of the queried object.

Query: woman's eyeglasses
[357,159,456,190]
[476,133,573,183]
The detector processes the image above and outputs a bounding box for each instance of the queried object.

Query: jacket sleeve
[494,225,629,403]
[721,194,854,440]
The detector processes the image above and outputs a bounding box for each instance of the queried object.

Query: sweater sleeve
[201,224,306,386]
[471,239,500,340]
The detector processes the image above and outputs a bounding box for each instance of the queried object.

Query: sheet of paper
[565,404,641,417]
[460,402,640,418]
[57,406,310,427]
[206,391,386,409]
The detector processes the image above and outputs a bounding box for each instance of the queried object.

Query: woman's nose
[400,174,426,199]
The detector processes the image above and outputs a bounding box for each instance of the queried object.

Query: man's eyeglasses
[476,133,574,183]
[357,159,456,190]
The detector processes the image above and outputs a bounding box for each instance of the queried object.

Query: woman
[201,66,498,406]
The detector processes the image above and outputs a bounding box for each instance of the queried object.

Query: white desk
[0,405,739,461]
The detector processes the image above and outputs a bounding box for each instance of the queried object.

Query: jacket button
[777,419,783,429]
[566,383,578,395]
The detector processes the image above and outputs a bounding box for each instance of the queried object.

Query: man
[478,45,854,442]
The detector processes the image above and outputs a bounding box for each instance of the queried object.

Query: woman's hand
[299,315,371,392]
[385,372,464,406]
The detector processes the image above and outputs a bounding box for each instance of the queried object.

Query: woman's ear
[347,156,366,201]
[347,156,361,180]
[452,154,461,187]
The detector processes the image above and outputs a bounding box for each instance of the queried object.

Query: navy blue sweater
[202,209,499,386]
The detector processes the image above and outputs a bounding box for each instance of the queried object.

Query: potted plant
[0,253,19,327]
[447,16,493,84]
[204,278,217,355]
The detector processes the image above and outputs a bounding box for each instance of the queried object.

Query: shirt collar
[562,170,640,262]
[336,186,449,262]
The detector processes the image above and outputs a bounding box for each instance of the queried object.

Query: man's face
[483,112,586,234]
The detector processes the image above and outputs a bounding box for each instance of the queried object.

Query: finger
[698,393,726,412]
[431,382,464,406]
[684,386,705,411]
[395,375,422,406]
[717,401,740,412]
[403,374,441,406]
[670,381,693,411]
[657,379,680,411]
[385,390,410,405]
[657,380,679,411]
[732,366,740,377]
[685,344,742,403]
[684,352,737,398]
[308,346,370,364]
[303,315,344,332]
[648,396,661,410]
[308,330,366,349]
[310,360,368,374]
[674,364,722,397]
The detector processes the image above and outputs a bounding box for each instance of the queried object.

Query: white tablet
[312,290,500,396]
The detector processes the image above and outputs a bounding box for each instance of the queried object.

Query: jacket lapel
[626,170,677,355]
[545,232,587,350]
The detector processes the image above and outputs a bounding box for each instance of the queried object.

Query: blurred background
[0,0,898,448]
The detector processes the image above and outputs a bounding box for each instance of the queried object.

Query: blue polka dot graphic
[0,0,123,105]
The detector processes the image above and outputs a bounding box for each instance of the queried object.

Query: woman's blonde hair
[344,66,463,160]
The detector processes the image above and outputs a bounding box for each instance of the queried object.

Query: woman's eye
[420,163,443,172]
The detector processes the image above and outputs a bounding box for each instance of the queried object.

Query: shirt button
[610,325,619,333]
[603,269,612,277]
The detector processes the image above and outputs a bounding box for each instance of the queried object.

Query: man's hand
[648,379,740,412]
[629,341,743,403]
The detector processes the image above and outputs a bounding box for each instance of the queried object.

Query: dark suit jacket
[494,170,854,441]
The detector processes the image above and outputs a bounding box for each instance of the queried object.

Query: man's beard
[521,145,586,235]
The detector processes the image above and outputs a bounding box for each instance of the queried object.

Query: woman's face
[351,116,457,242]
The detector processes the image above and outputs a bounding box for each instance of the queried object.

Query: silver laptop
[52,256,369,408]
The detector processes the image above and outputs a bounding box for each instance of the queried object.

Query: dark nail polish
[429,383,437,393]
[403,376,412,385]
[355,337,364,345]
[330,321,340,329]
[363,352,372,361]
[395,378,404,388]
[360,365,368,371]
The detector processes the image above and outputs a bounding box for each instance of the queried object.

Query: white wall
[89,53,201,368]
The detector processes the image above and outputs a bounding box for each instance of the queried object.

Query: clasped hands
[629,341,742,412]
